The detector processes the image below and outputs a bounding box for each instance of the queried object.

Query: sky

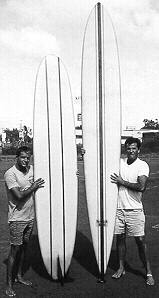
[0,0,159,131]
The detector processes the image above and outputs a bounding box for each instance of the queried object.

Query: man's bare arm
[110,174,148,192]
[10,178,45,200]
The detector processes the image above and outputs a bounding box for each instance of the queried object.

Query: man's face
[125,142,139,162]
[17,151,31,169]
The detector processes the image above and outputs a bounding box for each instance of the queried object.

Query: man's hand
[76,170,80,177]
[110,173,124,186]
[32,178,45,191]
[81,148,85,156]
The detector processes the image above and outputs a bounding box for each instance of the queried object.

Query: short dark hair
[125,137,141,150]
[16,146,31,157]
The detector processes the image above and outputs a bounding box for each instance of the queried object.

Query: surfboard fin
[57,256,64,286]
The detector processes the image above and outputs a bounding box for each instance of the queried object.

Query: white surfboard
[33,55,78,280]
[81,3,121,279]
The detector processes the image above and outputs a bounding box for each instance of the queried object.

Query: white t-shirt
[4,165,34,222]
[117,158,149,209]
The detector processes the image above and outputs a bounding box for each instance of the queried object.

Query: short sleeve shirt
[117,158,149,209]
[4,165,34,222]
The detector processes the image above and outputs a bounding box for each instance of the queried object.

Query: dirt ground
[0,157,159,297]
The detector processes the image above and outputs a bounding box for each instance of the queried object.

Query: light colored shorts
[114,209,145,237]
[9,220,34,246]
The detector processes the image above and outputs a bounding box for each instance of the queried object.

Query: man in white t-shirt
[4,146,45,297]
[111,137,154,286]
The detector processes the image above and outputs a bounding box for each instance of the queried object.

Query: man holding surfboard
[4,146,45,297]
[111,137,155,286]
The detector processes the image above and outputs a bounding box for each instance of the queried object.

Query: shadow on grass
[3,234,145,285]
[24,234,53,281]
[73,230,99,278]
[24,235,75,284]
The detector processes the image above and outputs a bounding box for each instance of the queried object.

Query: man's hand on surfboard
[81,148,85,156]
[110,173,124,186]
[76,170,80,177]
[32,178,45,191]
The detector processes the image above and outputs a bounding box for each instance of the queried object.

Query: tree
[4,128,19,143]
[142,119,159,129]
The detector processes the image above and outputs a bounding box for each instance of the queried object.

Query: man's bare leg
[135,236,155,286]
[112,234,126,278]
[15,243,32,286]
[6,245,20,297]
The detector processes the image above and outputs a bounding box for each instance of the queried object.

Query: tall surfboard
[81,3,121,281]
[33,55,78,280]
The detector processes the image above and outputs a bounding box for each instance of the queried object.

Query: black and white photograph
[0,0,159,297]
